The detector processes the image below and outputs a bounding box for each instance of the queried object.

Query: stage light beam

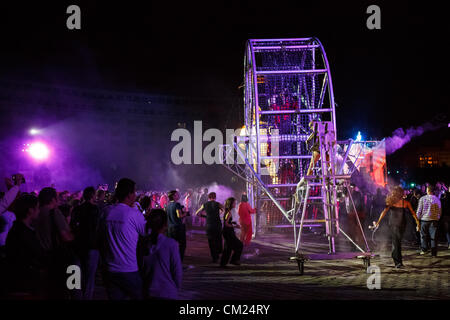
[28,142,50,160]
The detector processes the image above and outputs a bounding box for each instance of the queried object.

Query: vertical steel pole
[312,44,316,109]
[249,40,262,235]
[245,45,254,209]
[315,38,337,139]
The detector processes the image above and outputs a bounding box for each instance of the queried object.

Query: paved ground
[94,228,450,300]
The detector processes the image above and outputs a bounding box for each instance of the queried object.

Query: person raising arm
[373,186,420,268]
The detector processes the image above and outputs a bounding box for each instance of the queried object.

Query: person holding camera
[1,174,24,216]
[0,175,24,260]
[166,190,188,262]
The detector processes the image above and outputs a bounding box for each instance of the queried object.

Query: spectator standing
[1,174,23,216]
[141,209,182,300]
[4,193,46,298]
[183,190,193,226]
[139,196,151,216]
[151,193,159,209]
[417,185,442,257]
[159,192,169,210]
[184,190,193,214]
[99,178,147,300]
[238,194,256,246]
[440,183,450,249]
[166,190,188,262]
[220,197,243,267]
[197,188,208,227]
[96,189,107,210]
[0,210,16,258]
[70,186,101,300]
[35,187,77,299]
[58,204,73,225]
[195,192,224,263]
[198,188,208,208]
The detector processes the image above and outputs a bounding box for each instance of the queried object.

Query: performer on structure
[374,186,420,268]
[295,121,320,199]
[295,120,336,204]
[238,194,256,246]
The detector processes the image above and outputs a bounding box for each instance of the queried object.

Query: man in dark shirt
[166,190,188,261]
[35,187,77,299]
[70,186,101,300]
[195,192,224,263]
[5,193,46,298]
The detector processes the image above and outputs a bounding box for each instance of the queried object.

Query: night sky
[1,1,448,139]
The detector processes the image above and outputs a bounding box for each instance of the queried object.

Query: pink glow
[27,142,50,160]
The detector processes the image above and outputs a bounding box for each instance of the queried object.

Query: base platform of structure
[290,252,377,275]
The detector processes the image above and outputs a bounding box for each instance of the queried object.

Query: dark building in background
[417,139,450,168]
[0,80,237,191]
[388,127,450,184]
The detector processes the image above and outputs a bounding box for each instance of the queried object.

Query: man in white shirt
[100,178,147,300]
[417,185,441,257]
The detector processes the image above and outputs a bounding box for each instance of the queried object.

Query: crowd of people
[340,181,449,268]
[0,174,256,300]
[1,172,448,299]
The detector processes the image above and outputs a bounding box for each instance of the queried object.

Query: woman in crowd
[5,193,47,298]
[220,197,243,267]
[141,209,182,300]
[139,196,151,216]
[238,194,256,246]
[374,186,420,268]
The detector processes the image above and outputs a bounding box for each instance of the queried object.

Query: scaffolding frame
[220,38,378,274]
[243,38,336,232]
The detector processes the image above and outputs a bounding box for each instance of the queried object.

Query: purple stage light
[27,142,50,160]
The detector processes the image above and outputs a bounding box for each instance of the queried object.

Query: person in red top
[159,192,169,210]
[238,194,256,245]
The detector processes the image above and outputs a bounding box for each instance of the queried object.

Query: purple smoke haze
[205,182,235,204]
[385,123,438,155]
